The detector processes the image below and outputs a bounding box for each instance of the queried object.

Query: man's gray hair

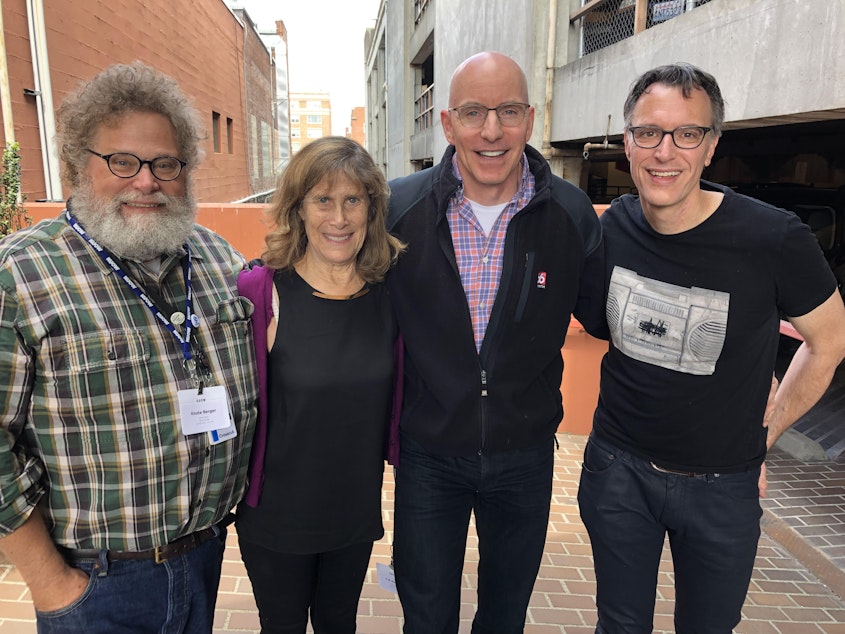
[56,62,205,187]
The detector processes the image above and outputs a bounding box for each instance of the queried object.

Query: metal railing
[415,84,435,133]
[415,0,431,24]
[573,0,714,57]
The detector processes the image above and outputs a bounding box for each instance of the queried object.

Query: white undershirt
[468,199,508,236]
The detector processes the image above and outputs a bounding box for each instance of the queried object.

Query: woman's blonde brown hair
[262,136,404,283]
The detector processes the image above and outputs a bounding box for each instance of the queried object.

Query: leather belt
[61,514,234,565]
[650,461,708,478]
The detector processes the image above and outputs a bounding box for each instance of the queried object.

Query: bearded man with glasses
[0,62,257,633]
[386,51,604,633]
[577,62,845,633]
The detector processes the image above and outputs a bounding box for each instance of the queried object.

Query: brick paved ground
[2,434,844,633]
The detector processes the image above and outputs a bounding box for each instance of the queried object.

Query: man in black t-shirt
[578,63,845,633]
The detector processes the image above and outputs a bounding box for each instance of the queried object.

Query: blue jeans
[35,528,227,634]
[393,433,554,634]
[577,433,762,634]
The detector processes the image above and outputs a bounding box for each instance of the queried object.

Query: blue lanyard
[65,209,206,387]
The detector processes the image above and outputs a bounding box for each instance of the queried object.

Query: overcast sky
[236,0,381,135]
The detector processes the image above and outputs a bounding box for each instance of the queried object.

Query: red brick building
[0,0,280,203]
[346,106,365,146]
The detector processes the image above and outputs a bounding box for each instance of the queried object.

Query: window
[290,114,300,125]
[212,111,221,153]
[226,117,233,154]
[307,128,322,138]
[291,129,301,138]
[307,100,322,109]
[307,115,322,124]
[292,142,301,153]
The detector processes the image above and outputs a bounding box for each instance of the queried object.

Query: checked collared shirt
[446,154,536,351]
[0,212,257,551]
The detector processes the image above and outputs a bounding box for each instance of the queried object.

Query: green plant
[0,141,31,237]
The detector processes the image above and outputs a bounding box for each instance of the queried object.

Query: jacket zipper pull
[481,369,488,397]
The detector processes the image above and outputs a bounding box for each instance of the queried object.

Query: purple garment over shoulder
[237,266,402,508]
[237,265,274,507]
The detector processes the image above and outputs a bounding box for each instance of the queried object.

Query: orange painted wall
[26,202,270,262]
[559,322,607,435]
[22,202,609,436]
[558,203,609,435]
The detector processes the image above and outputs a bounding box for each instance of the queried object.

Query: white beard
[70,182,197,262]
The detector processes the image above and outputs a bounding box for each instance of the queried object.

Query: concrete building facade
[365,0,845,201]
[0,0,286,203]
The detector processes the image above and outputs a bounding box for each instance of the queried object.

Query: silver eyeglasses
[86,149,187,181]
[448,103,531,128]
[627,126,712,149]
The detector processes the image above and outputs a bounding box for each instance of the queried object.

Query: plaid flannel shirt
[446,154,536,350]
[0,213,257,550]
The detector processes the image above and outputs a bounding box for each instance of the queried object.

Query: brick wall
[0,0,274,203]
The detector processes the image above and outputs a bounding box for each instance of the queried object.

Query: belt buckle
[154,546,166,564]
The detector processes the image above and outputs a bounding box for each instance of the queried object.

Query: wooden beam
[570,0,613,23]
[634,0,648,33]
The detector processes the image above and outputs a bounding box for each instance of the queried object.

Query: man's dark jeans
[578,433,762,634]
[394,433,554,634]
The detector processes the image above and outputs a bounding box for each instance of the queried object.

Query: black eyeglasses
[448,103,531,128]
[627,126,712,149]
[86,149,187,181]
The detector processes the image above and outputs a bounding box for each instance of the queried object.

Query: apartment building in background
[289,92,332,153]
[0,0,287,202]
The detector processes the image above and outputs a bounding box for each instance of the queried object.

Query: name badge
[208,416,238,445]
[178,385,231,436]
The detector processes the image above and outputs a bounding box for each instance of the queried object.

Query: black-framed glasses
[86,149,187,181]
[448,103,531,128]
[627,126,712,149]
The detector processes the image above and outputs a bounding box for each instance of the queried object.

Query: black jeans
[578,433,762,633]
[239,539,373,634]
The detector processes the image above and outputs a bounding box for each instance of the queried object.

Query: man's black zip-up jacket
[386,144,605,456]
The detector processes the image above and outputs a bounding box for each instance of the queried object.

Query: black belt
[650,461,709,478]
[61,514,234,565]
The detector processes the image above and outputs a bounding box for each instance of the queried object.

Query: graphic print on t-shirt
[607,266,729,375]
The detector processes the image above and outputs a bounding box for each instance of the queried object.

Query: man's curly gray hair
[56,62,205,188]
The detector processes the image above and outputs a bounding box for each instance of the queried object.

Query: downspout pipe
[541,0,558,155]
[0,2,16,144]
[26,0,62,201]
